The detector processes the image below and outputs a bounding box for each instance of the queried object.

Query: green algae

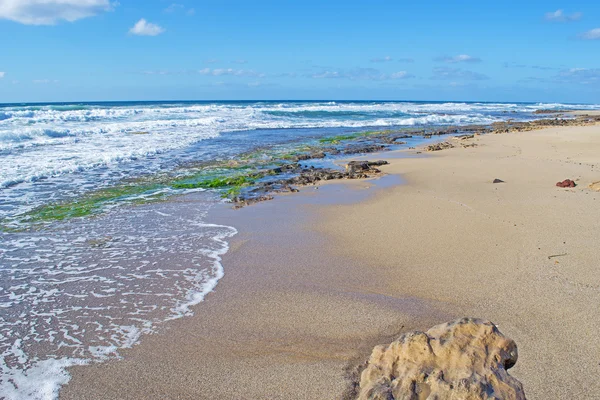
[8,169,261,228]
[171,174,256,190]
[240,145,309,163]
[23,183,165,223]
[223,185,244,199]
[4,127,409,230]
[318,133,363,144]
[317,130,388,144]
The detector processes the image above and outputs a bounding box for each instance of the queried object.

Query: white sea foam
[0,357,88,400]
[0,199,237,399]
[1,101,598,190]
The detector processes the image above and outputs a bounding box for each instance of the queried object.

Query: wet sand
[60,180,456,400]
[61,122,600,399]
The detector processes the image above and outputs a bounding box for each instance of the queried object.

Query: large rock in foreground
[357,318,525,400]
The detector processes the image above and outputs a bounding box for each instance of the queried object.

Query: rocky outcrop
[231,160,390,207]
[556,179,576,188]
[426,142,454,152]
[340,144,387,155]
[228,113,600,208]
[490,114,600,135]
[453,134,475,141]
[356,318,525,400]
[533,109,568,114]
[346,160,389,175]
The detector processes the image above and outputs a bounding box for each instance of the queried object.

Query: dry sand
[61,123,600,399]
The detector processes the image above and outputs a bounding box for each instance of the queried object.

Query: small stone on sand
[588,181,600,191]
[556,179,576,188]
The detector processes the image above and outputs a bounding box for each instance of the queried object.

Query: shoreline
[59,151,460,400]
[7,109,599,231]
[60,115,600,398]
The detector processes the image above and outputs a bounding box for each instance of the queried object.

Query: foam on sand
[0,197,237,400]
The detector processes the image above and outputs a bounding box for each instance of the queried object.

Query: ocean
[0,100,598,399]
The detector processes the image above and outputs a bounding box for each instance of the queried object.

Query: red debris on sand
[556,179,576,188]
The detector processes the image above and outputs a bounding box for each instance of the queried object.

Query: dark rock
[534,109,568,114]
[556,179,576,188]
[426,142,454,152]
[232,160,390,208]
[295,154,312,161]
[346,160,388,175]
[340,144,387,155]
[493,179,505,183]
[453,134,475,140]
[232,195,274,208]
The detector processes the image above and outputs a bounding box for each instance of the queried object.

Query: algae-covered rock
[357,318,525,400]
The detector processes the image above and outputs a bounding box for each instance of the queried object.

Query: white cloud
[436,54,482,63]
[0,72,5,79]
[198,68,264,77]
[312,71,341,79]
[556,68,600,84]
[0,0,115,25]
[275,72,298,78]
[580,28,600,40]
[140,70,170,75]
[33,79,59,84]
[164,3,183,13]
[138,68,265,77]
[390,71,412,79]
[545,10,582,22]
[371,56,393,63]
[129,19,165,36]
[311,68,414,81]
[431,67,489,81]
[503,62,559,71]
[164,3,194,16]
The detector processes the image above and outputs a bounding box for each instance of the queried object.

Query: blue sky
[0,0,599,103]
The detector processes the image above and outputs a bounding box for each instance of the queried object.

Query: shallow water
[0,192,235,399]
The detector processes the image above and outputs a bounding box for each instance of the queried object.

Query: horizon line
[0,99,595,106]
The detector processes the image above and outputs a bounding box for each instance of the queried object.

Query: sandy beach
[60,119,600,399]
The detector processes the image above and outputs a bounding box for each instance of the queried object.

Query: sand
[61,123,600,399]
